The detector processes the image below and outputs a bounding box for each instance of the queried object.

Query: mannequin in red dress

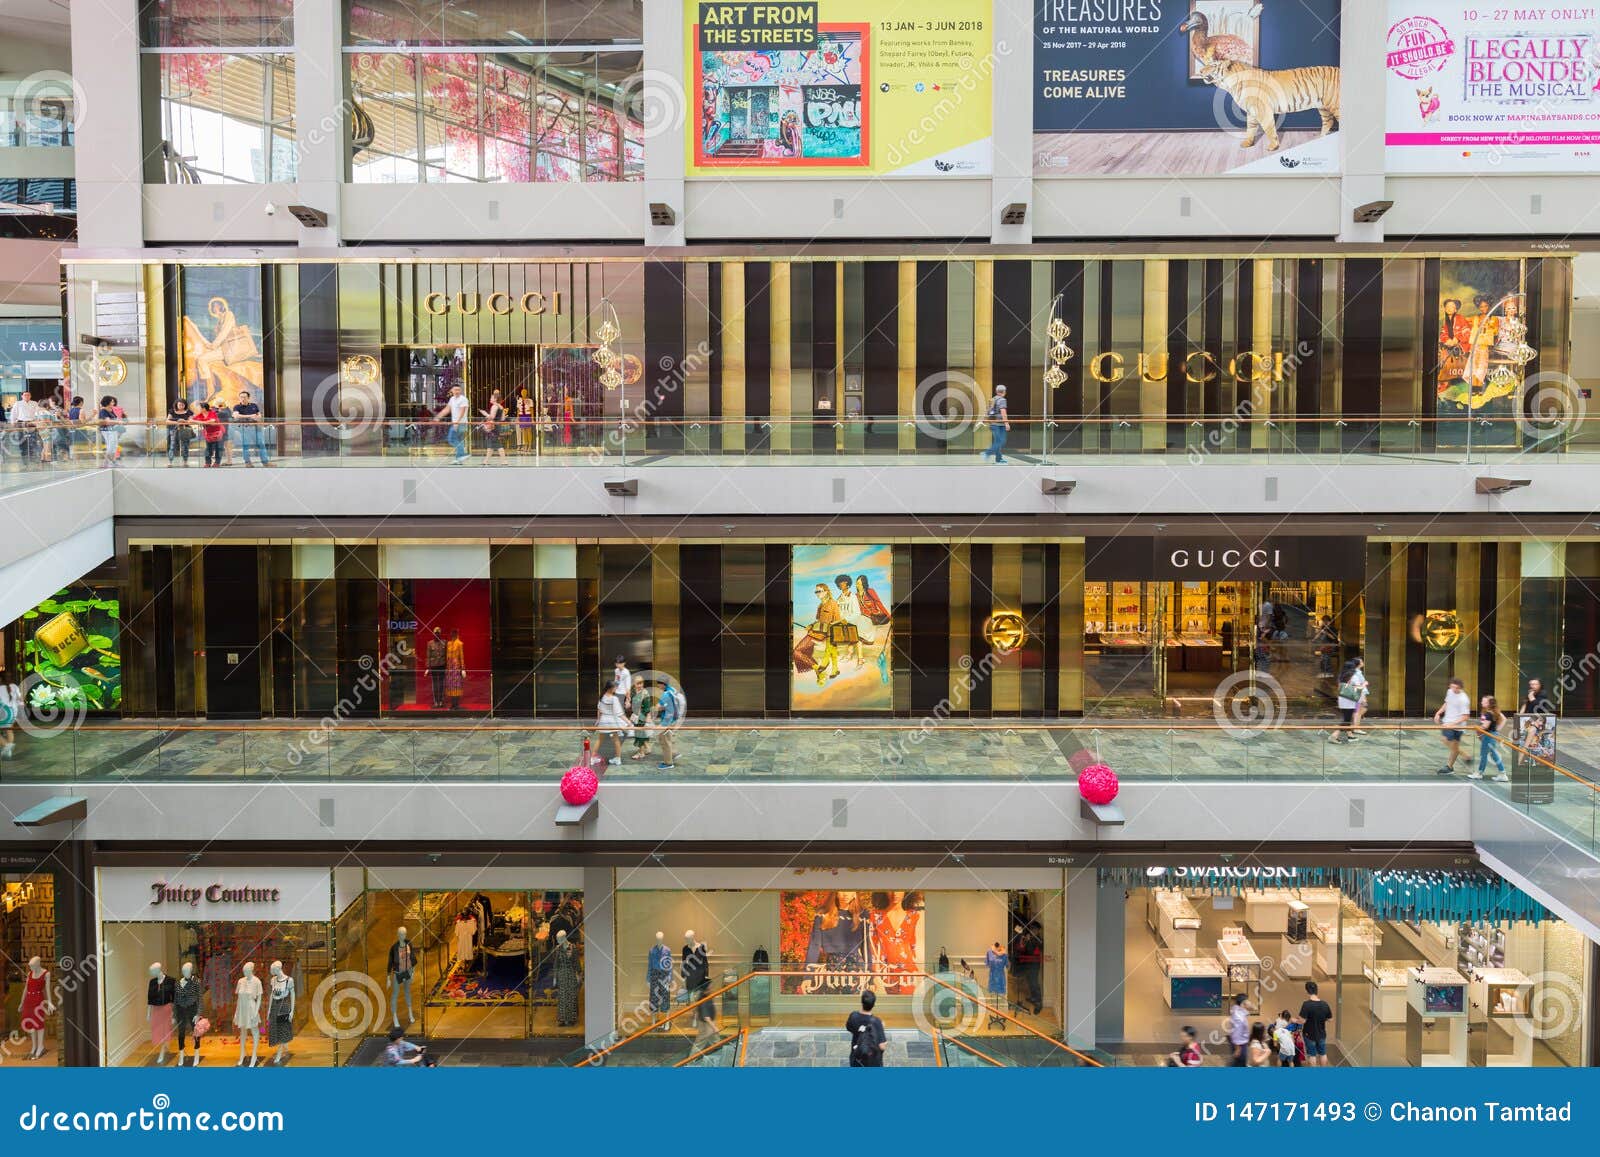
[19,955,48,1060]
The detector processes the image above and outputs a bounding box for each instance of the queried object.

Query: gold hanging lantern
[1043,366,1067,390]
[596,319,620,344]
[1047,317,1070,343]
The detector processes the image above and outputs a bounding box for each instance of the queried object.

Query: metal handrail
[939,1032,1007,1067]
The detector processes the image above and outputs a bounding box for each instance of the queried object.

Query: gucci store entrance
[1082,536,1367,716]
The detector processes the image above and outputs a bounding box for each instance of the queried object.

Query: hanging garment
[455,915,478,964]
[553,943,581,1026]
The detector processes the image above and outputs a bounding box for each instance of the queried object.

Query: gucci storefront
[61,248,1581,455]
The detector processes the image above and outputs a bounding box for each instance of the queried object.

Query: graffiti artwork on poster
[1033,0,1343,176]
[179,266,264,405]
[1436,259,1536,434]
[688,0,992,175]
[791,544,893,711]
[1386,3,1600,173]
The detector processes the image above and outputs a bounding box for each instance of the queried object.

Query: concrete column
[1338,0,1388,243]
[293,0,342,247]
[1064,868,1098,1046]
[642,0,686,247]
[71,0,143,249]
[583,865,617,1041]
[989,0,1033,243]
[1094,877,1127,1043]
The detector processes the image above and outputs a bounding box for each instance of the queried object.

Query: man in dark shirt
[846,990,887,1067]
[1298,981,1334,1067]
[1522,678,1554,716]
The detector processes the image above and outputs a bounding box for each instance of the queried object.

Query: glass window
[346,0,642,48]
[0,93,74,147]
[140,0,294,48]
[348,50,642,183]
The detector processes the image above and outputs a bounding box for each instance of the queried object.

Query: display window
[97,868,336,1067]
[1084,579,1357,715]
[1106,868,1588,1068]
[378,577,493,713]
[335,870,586,1057]
[613,869,1064,1047]
[0,871,61,1067]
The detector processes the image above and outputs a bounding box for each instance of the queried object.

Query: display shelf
[1241,890,1289,934]
[1150,890,1201,957]
[1313,918,1381,976]
[1406,966,1471,1067]
[1160,953,1224,1010]
[1469,967,1535,1067]
[1216,932,1262,987]
[1365,961,1422,1025]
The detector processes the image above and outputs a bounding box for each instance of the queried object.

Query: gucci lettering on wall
[1085,536,1366,581]
[421,290,564,318]
[149,882,282,908]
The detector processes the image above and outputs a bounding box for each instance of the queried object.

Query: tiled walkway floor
[740,1027,937,1068]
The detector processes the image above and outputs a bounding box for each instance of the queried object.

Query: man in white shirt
[8,393,38,461]
[435,385,469,463]
[1433,677,1472,775]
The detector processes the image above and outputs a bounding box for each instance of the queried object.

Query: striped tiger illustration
[1196,57,1341,152]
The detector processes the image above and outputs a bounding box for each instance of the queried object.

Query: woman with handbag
[479,389,507,464]
[1331,657,1367,744]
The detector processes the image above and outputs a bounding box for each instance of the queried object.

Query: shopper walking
[846,989,888,1067]
[1169,1026,1204,1067]
[1247,1023,1271,1067]
[480,389,507,463]
[1226,992,1251,1066]
[652,680,683,771]
[436,384,469,463]
[1298,981,1333,1067]
[0,679,22,760]
[979,383,1009,463]
[1273,1011,1299,1066]
[596,684,628,766]
[1433,677,1472,775]
[1471,695,1509,782]
[97,395,124,462]
[611,655,632,698]
[628,674,655,761]
[1331,657,1367,744]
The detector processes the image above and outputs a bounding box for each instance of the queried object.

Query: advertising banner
[1385,3,1600,173]
[790,544,893,711]
[779,890,926,994]
[687,0,993,175]
[1033,0,1343,176]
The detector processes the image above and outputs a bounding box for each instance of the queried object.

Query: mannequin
[387,926,416,1027]
[647,931,673,1026]
[266,960,295,1066]
[19,956,48,1060]
[173,961,202,1066]
[552,929,581,1027]
[147,962,175,1065]
[682,930,714,1041]
[234,962,262,1067]
[454,910,478,971]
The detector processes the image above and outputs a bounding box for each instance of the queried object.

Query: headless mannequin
[235,962,262,1067]
[683,930,715,1041]
[267,960,295,1066]
[174,961,202,1066]
[552,929,581,1027]
[388,925,415,1027]
[147,963,173,1065]
[648,931,672,1028]
[20,956,47,1060]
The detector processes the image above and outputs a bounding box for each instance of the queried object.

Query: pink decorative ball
[560,766,599,805]
[1077,763,1119,806]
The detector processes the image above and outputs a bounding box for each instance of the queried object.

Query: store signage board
[97,867,332,923]
[1085,536,1365,582]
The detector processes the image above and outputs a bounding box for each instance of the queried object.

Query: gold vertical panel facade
[1140,259,1168,450]
[1454,543,1481,690]
[834,262,845,449]
[990,544,1022,712]
[1384,550,1408,715]
[1496,543,1522,706]
[769,262,792,453]
[721,262,746,451]
[142,265,167,426]
[974,261,994,401]
[898,260,917,451]
[652,544,681,682]
[1060,541,1085,715]
[948,543,971,710]
[1251,258,1275,446]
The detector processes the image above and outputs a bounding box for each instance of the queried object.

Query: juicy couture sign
[150,882,282,908]
[1085,536,1366,581]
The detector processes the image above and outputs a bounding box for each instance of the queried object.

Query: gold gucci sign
[1088,351,1288,384]
[422,291,565,318]
[983,612,1029,656]
[1421,610,1462,652]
